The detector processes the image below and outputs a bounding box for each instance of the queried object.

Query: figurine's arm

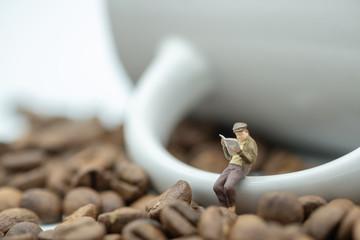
[240,139,258,164]
[222,146,232,160]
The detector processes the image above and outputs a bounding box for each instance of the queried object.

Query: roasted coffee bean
[189,143,228,173]
[97,207,146,233]
[45,163,71,197]
[100,191,125,213]
[0,208,40,233]
[110,161,148,202]
[130,194,158,212]
[53,216,106,240]
[147,180,192,219]
[354,219,360,240]
[198,206,236,240]
[6,167,46,190]
[1,149,45,172]
[3,233,36,240]
[171,236,203,240]
[229,214,268,240]
[262,149,306,175]
[71,165,110,191]
[103,233,122,240]
[20,188,62,224]
[62,204,98,225]
[159,200,199,237]
[63,187,102,216]
[257,191,304,224]
[337,206,360,240]
[121,218,167,240]
[22,118,104,151]
[304,198,354,240]
[298,195,327,220]
[5,222,42,238]
[0,187,23,212]
[37,230,54,240]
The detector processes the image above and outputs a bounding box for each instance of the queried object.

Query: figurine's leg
[223,164,250,207]
[213,166,231,207]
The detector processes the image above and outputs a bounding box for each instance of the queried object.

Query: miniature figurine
[213,122,258,213]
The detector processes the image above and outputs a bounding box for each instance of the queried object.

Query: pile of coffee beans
[167,118,319,175]
[0,111,359,240]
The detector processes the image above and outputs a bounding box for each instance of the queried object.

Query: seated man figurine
[213,122,258,212]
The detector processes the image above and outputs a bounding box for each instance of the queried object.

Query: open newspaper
[219,134,241,156]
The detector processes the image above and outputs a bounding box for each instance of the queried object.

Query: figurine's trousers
[213,163,250,207]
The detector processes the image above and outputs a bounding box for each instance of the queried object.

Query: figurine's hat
[233,122,247,132]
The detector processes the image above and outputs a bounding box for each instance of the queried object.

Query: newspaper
[219,134,241,156]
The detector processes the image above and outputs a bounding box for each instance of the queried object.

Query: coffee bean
[198,206,236,240]
[100,191,125,213]
[147,180,192,219]
[20,188,62,224]
[5,222,42,238]
[62,204,98,225]
[53,216,106,240]
[71,165,110,191]
[63,187,102,216]
[0,187,23,212]
[3,233,36,240]
[304,198,354,240]
[298,195,327,220]
[257,191,304,224]
[1,150,45,172]
[159,200,199,237]
[0,208,40,233]
[262,149,306,175]
[103,233,122,240]
[354,219,360,240]
[110,161,148,202]
[6,167,46,190]
[337,206,360,240]
[45,163,71,197]
[130,194,158,212]
[121,219,167,240]
[171,236,203,240]
[37,230,54,240]
[97,207,146,233]
[189,143,228,173]
[228,214,268,240]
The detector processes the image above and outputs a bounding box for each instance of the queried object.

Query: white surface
[125,37,360,213]
[0,0,132,142]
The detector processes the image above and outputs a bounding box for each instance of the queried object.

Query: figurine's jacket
[222,135,258,169]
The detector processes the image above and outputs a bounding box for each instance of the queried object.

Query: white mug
[108,0,360,154]
[124,37,360,212]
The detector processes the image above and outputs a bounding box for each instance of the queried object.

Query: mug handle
[124,37,360,213]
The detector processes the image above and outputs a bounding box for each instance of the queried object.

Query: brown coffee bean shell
[0,187,23,212]
[337,206,360,240]
[6,167,46,190]
[37,230,54,240]
[20,188,62,224]
[198,206,235,240]
[97,207,146,233]
[1,149,45,171]
[62,187,102,216]
[103,233,122,240]
[298,195,327,220]
[130,194,158,212]
[0,208,40,233]
[100,191,125,214]
[354,219,360,240]
[53,216,106,240]
[304,198,354,240]
[5,222,42,238]
[146,180,192,219]
[121,218,167,240]
[159,200,199,237]
[257,191,304,224]
[62,204,98,225]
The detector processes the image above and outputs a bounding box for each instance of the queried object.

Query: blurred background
[1,0,359,157]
